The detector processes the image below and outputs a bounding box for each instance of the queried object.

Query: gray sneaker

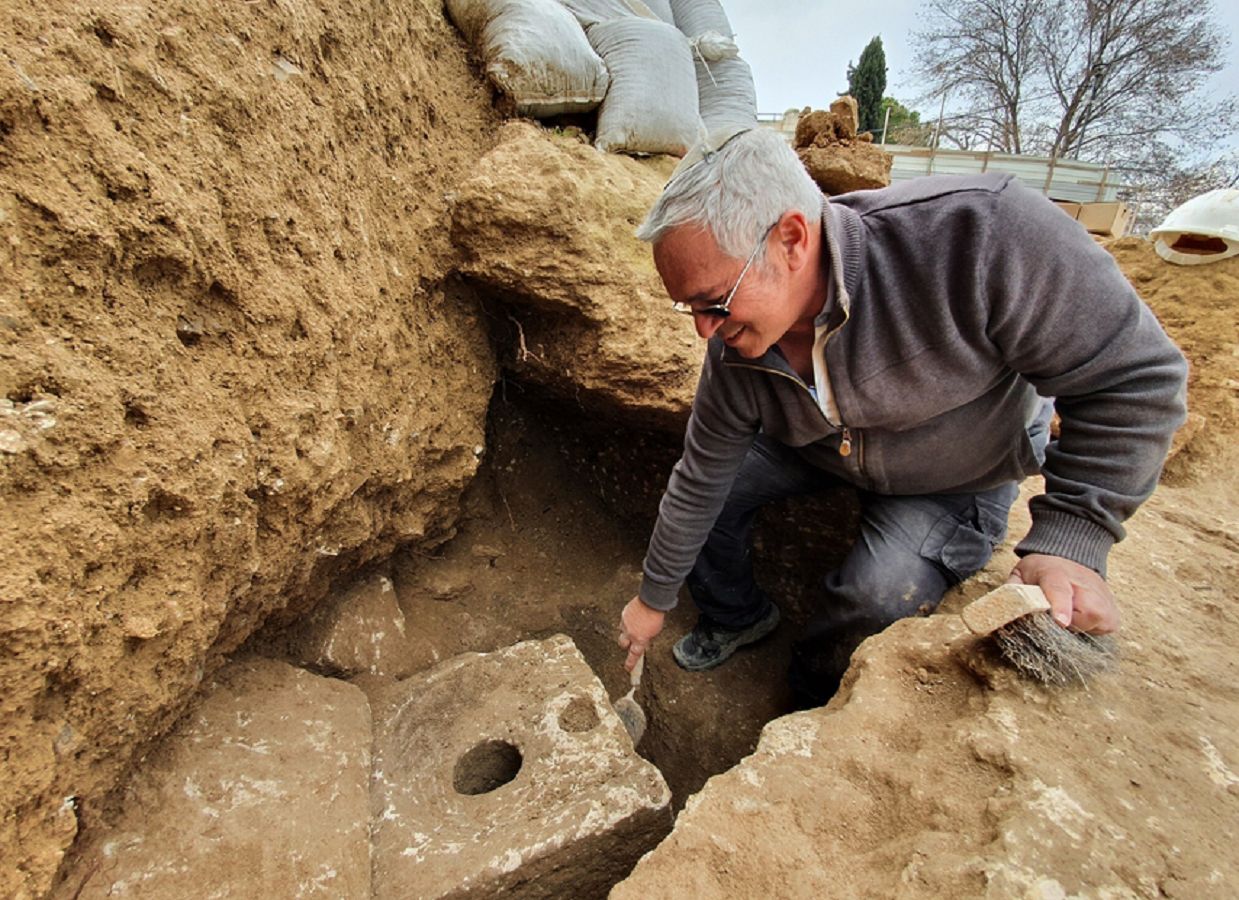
[672,604,781,671]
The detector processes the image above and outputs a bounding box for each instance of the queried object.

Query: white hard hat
[1149,188,1239,265]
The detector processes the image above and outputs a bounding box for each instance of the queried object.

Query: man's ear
[774,210,813,272]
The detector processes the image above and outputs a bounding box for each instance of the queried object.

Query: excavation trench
[54,380,862,899]
[364,384,861,809]
[291,380,861,893]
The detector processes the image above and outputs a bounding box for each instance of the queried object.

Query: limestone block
[369,634,671,899]
[830,96,860,136]
[57,659,372,899]
[451,122,702,430]
[290,570,412,677]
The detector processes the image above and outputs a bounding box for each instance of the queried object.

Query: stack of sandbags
[445,0,610,116]
[669,0,757,134]
[444,0,758,157]
[561,0,702,155]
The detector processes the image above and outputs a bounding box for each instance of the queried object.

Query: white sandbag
[695,55,757,133]
[446,0,610,116]
[667,0,756,133]
[587,17,702,155]
[560,0,665,27]
[667,0,732,37]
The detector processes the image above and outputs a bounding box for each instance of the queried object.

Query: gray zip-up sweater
[639,174,1188,611]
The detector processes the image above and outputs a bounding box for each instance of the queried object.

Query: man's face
[652,224,794,359]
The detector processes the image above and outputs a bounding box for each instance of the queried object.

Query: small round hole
[558,696,600,733]
[453,740,522,795]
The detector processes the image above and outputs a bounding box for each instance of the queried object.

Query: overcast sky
[723,0,1239,130]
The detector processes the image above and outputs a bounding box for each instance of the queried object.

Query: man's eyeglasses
[672,223,776,319]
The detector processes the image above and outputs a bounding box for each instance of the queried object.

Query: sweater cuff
[1014,510,1116,578]
[638,575,681,612]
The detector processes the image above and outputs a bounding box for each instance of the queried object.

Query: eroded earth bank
[2,3,1236,898]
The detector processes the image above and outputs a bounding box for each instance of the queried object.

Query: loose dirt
[1107,238,1239,485]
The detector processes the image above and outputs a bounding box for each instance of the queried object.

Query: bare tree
[1037,0,1234,163]
[909,0,1238,220]
[912,0,1043,153]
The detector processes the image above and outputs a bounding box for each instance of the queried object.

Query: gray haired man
[616,128,1187,708]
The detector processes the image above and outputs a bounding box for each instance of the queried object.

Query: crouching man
[617,128,1187,708]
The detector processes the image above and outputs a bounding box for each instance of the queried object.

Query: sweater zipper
[723,360,861,462]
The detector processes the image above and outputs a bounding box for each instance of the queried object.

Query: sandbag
[668,0,757,134]
[446,0,609,117]
[560,0,667,27]
[640,0,676,24]
[667,0,732,37]
[693,54,757,133]
[587,17,702,155]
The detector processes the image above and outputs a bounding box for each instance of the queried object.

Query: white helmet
[1149,188,1239,265]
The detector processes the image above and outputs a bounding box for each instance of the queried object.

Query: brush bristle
[992,610,1118,686]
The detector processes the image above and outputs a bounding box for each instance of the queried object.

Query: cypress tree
[846,36,888,135]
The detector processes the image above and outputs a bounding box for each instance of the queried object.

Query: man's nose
[695,313,724,340]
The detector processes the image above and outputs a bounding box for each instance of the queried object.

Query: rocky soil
[1,2,499,895]
[794,97,893,195]
[2,1,1236,897]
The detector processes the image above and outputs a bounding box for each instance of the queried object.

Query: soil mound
[0,3,497,895]
[1107,238,1239,484]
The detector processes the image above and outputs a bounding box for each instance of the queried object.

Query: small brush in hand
[962,584,1118,687]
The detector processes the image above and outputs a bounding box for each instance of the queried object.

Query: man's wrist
[1015,509,1116,577]
[637,575,680,612]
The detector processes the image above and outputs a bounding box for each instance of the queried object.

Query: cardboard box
[1052,200,1082,220]
[1076,201,1130,237]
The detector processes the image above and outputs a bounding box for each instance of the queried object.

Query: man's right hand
[618,596,666,672]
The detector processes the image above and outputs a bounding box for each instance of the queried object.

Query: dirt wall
[0,2,499,895]
[1106,239,1239,484]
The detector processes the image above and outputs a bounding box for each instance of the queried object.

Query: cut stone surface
[368,634,671,899]
[55,659,372,899]
[289,570,413,677]
[961,583,1051,635]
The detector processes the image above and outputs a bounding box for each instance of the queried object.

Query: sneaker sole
[672,605,781,672]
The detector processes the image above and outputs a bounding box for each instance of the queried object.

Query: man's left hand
[1007,553,1120,634]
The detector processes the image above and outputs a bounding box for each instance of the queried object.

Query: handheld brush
[962,584,1118,687]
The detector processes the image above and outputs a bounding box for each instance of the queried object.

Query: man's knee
[786,544,952,709]
[838,548,951,620]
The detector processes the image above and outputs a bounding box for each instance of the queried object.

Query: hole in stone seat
[558,696,600,733]
[453,740,522,795]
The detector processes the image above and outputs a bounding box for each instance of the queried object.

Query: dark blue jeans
[685,434,1020,707]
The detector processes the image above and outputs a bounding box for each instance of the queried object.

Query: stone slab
[290,570,413,677]
[57,659,372,899]
[369,634,671,899]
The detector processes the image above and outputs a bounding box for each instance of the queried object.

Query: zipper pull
[839,428,852,457]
